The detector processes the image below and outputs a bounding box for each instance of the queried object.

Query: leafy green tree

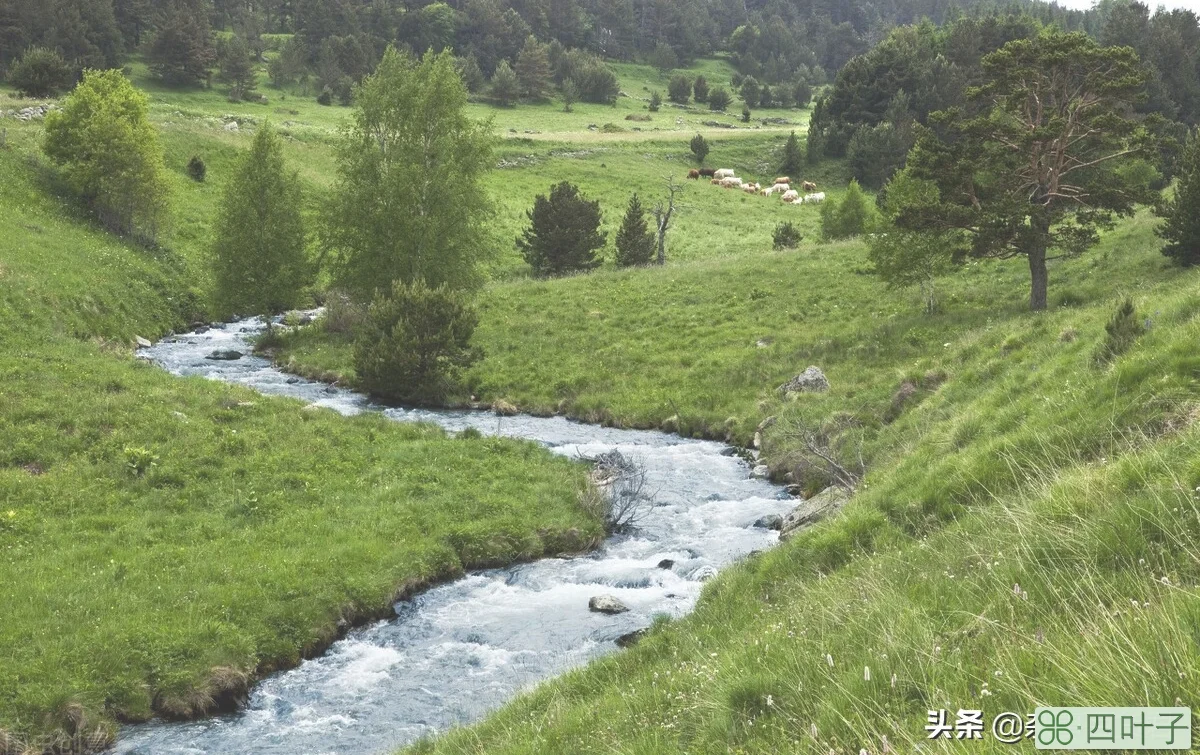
[218,35,257,100]
[901,31,1155,310]
[514,35,551,100]
[490,59,520,106]
[147,0,215,86]
[517,181,605,276]
[561,77,578,111]
[821,179,873,241]
[758,84,773,108]
[7,47,72,97]
[648,90,661,112]
[792,79,812,108]
[615,193,655,267]
[211,123,308,321]
[868,169,955,313]
[780,130,803,174]
[667,74,691,104]
[708,87,730,111]
[738,75,759,106]
[689,133,709,164]
[692,75,708,103]
[354,279,480,403]
[325,48,494,302]
[1159,129,1200,266]
[574,59,618,103]
[649,40,677,72]
[43,69,170,241]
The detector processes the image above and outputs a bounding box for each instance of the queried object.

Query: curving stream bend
[113,316,796,755]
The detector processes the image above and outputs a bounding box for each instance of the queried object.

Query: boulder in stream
[206,349,243,361]
[754,514,783,530]
[656,559,675,570]
[135,336,152,348]
[588,595,629,614]
[616,628,648,648]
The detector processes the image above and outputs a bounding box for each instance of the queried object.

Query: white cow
[781,189,799,203]
[804,191,826,203]
[720,176,743,188]
[713,168,736,180]
[762,183,788,196]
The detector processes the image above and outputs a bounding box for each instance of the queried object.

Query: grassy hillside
[0,110,602,753]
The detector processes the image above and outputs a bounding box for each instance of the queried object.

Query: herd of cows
[686,167,826,205]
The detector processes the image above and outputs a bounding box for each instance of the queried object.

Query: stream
[112,316,796,755]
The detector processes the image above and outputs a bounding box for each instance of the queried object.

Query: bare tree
[653,175,684,266]
[776,414,865,492]
[581,450,656,533]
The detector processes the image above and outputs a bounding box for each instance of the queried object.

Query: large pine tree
[517,181,605,276]
[1159,130,1200,266]
[147,0,215,86]
[614,193,655,267]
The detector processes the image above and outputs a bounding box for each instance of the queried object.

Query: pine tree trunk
[1028,237,1048,311]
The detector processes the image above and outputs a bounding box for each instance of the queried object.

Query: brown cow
[699,167,717,178]
[710,178,721,185]
[802,180,817,192]
[687,169,700,180]
[774,176,790,185]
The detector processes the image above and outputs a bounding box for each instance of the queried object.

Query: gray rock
[588,595,629,614]
[616,628,648,648]
[779,487,850,540]
[206,349,243,360]
[656,559,675,570]
[285,377,300,384]
[224,121,239,132]
[750,464,770,479]
[754,514,783,530]
[778,365,830,394]
[135,336,152,348]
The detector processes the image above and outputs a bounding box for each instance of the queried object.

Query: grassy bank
[0,124,603,752]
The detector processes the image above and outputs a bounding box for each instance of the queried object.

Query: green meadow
[3,48,1200,755]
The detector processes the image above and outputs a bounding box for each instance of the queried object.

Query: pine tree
[822,179,873,240]
[689,133,709,164]
[514,35,551,100]
[147,0,215,86]
[491,59,520,106]
[7,47,73,97]
[1159,130,1200,266]
[708,87,731,111]
[692,75,708,103]
[781,130,803,174]
[615,193,655,267]
[218,35,257,100]
[667,74,691,104]
[649,90,661,112]
[212,122,309,320]
[517,181,605,276]
[561,77,578,111]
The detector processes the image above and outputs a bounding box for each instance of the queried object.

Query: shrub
[692,75,708,103]
[186,155,206,182]
[793,79,813,108]
[821,180,873,241]
[708,87,731,111]
[317,87,333,106]
[739,76,759,106]
[667,74,691,104]
[561,78,578,111]
[689,133,709,164]
[7,47,73,98]
[648,90,661,112]
[741,105,751,123]
[1094,297,1142,364]
[353,279,480,403]
[123,446,159,477]
[491,60,520,106]
[574,60,619,104]
[772,222,802,249]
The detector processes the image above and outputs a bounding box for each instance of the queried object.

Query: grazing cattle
[687,169,701,180]
[804,191,825,203]
[714,168,736,180]
[699,167,717,178]
[743,183,761,194]
[774,176,790,185]
[781,189,799,203]
[762,183,788,196]
[720,176,742,188]
[711,178,721,185]
[802,180,817,192]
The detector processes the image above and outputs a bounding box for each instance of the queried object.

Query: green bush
[353,280,481,403]
[667,74,691,104]
[708,87,731,111]
[1094,297,1142,364]
[186,155,206,182]
[821,179,874,241]
[7,47,72,98]
[648,90,661,112]
[689,133,709,164]
[771,222,802,249]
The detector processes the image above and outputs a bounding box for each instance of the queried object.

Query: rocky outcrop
[206,349,243,361]
[778,366,829,395]
[779,487,850,540]
[588,595,629,614]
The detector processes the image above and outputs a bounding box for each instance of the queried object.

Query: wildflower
[994,670,1003,677]
[811,723,818,738]
[1013,583,1021,595]
[1161,576,1171,585]
[766,695,774,707]
[891,673,897,689]
[864,666,871,681]
[826,653,834,668]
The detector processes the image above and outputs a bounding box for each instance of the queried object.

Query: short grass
[0,127,603,751]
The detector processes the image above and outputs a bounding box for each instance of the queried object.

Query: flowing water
[112,316,795,755]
